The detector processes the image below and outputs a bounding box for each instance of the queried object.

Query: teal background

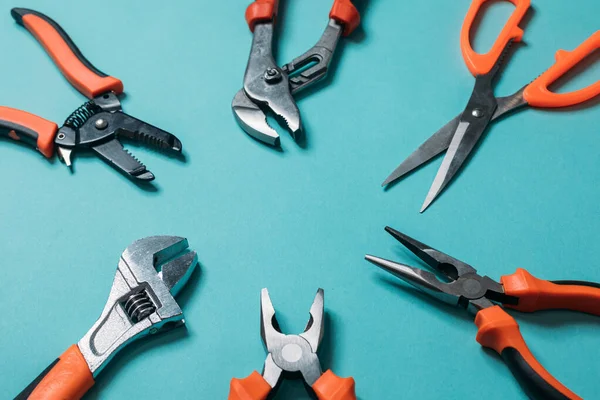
[1,0,598,399]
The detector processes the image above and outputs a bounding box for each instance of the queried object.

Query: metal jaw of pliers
[16,236,198,399]
[229,289,356,400]
[232,0,360,147]
[1,8,183,182]
[55,92,182,181]
[367,227,600,400]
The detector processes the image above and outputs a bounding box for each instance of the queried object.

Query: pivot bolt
[265,68,282,83]
[472,108,484,118]
[95,118,108,130]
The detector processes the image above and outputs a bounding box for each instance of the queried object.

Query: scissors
[382,0,600,212]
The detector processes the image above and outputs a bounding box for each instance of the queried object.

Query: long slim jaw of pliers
[366,227,507,313]
[233,19,344,146]
[55,93,182,181]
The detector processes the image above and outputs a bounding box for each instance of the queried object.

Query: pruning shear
[232,0,360,147]
[382,0,600,212]
[366,226,600,400]
[1,8,183,182]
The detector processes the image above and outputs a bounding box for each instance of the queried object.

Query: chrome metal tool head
[366,227,512,315]
[78,236,198,376]
[259,288,325,388]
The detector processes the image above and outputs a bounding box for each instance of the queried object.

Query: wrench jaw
[232,89,281,146]
[77,236,198,377]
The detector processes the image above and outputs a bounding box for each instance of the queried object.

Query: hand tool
[15,236,198,399]
[382,0,600,212]
[366,226,600,400]
[1,8,183,181]
[229,288,356,400]
[232,0,360,147]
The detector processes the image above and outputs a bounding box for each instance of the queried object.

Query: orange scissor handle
[523,31,600,108]
[246,0,279,32]
[11,8,123,100]
[0,107,58,158]
[501,268,600,315]
[228,371,271,400]
[330,0,360,37]
[475,306,581,400]
[312,370,357,400]
[15,345,95,400]
[460,0,530,76]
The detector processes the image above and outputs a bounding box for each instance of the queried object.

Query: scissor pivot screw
[471,108,484,118]
[265,68,282,83]
[95,118,108,130]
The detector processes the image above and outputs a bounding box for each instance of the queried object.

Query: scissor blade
[420,117,490,212]
[382,115,460,186]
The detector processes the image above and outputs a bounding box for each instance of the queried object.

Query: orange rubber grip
[312,370,356,400]
[228,371,271,400]
[501,268,600,315]
[330,0,360,36]
[12,8,123,99]
[246,0,278,32]
[475,306,580,400]
[460,0,530,76]
[17,345,95,400]
[0,106,58,158]
[523,31,600,108]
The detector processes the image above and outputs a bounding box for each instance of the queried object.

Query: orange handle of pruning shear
[228,371,271,400]
[523,31,600,108]
[475,306,581,400]
[501,268,600,315]
[246,0,278,32]
[313,370,357,400]
[330,0,360,36]
[11,8,123,100]
[460,0,530,76]
[0,107,58,158]
[15,345,95,400]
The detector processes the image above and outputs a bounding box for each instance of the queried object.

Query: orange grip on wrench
[330,0,360,36]
[460,0,530,76]
[0,106,58,158]
[501,268,600,315]
[523,31,600,108]
[475,306,581,400]
[228,371,271,400]
[12,8,123,99]
[16,345,95,400]
[312,370,357,400]
[246,0,278,32]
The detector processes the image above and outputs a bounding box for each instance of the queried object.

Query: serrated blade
[92,139,154,181]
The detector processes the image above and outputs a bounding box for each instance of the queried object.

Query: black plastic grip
[14,358,59,400]
[502,348,572,400]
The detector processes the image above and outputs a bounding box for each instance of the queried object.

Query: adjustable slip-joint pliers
[1,8,184,181]
[15,236,198,399]
[229,288,356,400]
[366,227,600,400]
[232,0,360,147]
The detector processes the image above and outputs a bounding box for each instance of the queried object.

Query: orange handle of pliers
[246,0,278,32]
[15,345,95,400]
[11,8,123,99]
[460,0,530,76]
[501,268,600,315]
[0,107,58,158]
[523,31,600,108]
[476,306,581,400]
[330,0,360,36]
[228,371,271,400]
[312,370,356,400]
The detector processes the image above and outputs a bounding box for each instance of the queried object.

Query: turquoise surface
[1,0,599,399]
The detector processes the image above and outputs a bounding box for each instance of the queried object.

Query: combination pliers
[366,227,600,400]
[1,8,184,181]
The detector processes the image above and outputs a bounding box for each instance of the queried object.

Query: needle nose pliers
[366,227,600,400]
[1,8,184,181]
[229,288,356,400]
[232,0,360,147]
